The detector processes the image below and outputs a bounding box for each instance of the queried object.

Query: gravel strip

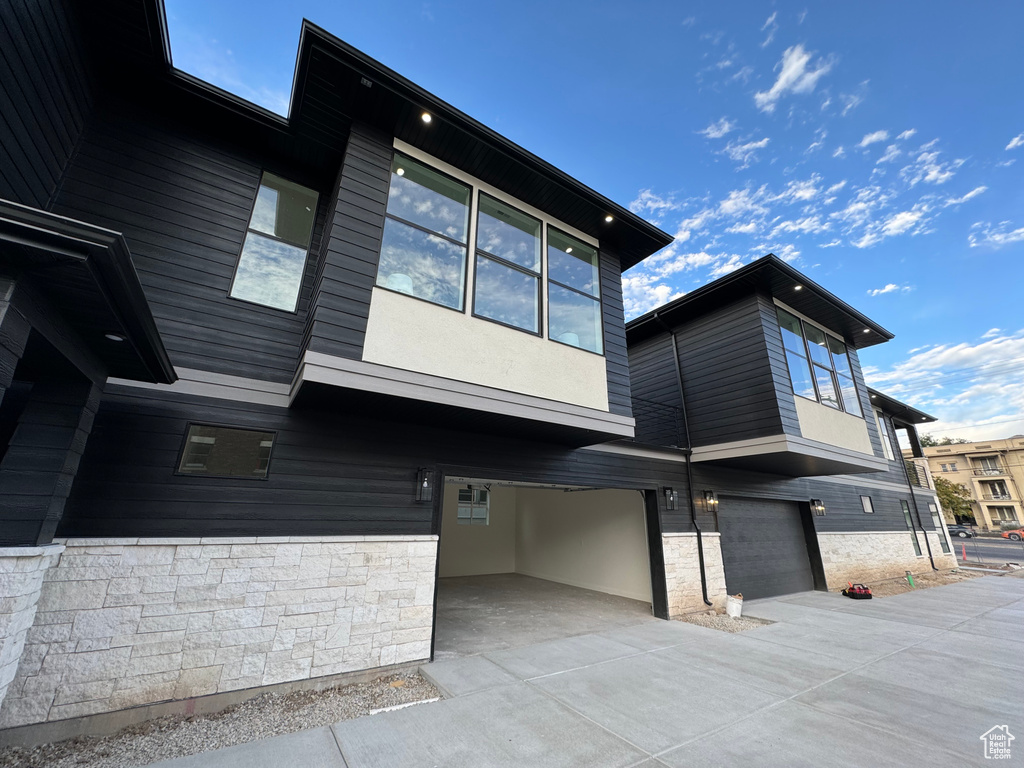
[838,567,983,598]
[0,672,439,768]
[676,610,774,633]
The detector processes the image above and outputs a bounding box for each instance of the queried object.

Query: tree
[920,434,970,447]
[934,476,975,523]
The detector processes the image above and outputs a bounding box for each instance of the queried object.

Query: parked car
[946,525,976,538]
[1001,528,1024,541]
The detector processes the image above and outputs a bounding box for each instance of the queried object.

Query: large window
[548,229,603,353]
[177,424,276,479]
[377,151,603,353]
[901,500,923,556]
[473,194,541,332]
[777,308,862,416]
[377,154,471,310]
[230,173,318,311]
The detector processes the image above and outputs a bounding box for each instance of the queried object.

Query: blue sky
[165,0,1024,441]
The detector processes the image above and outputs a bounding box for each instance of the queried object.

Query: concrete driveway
[152,574,1024,767]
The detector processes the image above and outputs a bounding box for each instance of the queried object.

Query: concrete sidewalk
[151,575,1024,767]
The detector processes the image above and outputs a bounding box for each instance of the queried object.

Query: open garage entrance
[433,479,660,659]
[717,497,825,601]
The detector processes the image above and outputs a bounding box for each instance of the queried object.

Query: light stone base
[817,531,956,589]
[0,535,437,728]
[662,533,728,616]
[0,546,65,713]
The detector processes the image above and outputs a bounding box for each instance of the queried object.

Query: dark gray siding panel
[0,0,92,208]
[304,123,392,361]
[50,114,331,383]
[757,293,802,437]
[60,387,691,538]
[599,247,632,417]
[627,333,683,446]
[675,295,784,447]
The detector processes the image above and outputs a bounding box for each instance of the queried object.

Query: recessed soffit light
[421,112,432,124]
[566,247,573,253]
[105,333,126,342]
[604,215,613,223]
[794,285,803,291]
[396,167,405,176]
[863,329,871,334]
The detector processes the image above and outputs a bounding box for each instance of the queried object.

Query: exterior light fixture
[360,77,373,88]
[703,490,718,511]
[396,167,405,176]
[421,112,432,124]
[565,247,573,253]
[811,498,826,516]
[794,285,803,291]
[416,468,433,502]
[105,333,126,342]
[863,329,871,334]
[665,488,678,511]
[604,215,614,223]
[870,394,876,399]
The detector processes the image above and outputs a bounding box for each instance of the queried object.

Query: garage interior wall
[437,485,653,603]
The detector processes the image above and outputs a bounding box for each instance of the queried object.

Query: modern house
[0,0,954,735]
[919,438,1024,530]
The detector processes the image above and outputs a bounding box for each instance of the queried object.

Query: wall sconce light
[665,488,678,511]
[703,490,718,512]
[416,468,433,503]
[811,498,826,516]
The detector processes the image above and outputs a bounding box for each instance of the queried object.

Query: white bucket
[725,593,743,618]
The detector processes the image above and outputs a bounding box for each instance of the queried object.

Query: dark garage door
[718,498,815,600]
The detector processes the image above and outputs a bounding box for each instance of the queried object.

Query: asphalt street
[949,536,1024,565]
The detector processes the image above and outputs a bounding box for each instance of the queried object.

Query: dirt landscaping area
[837,567,985,598]
[0,672,439,768]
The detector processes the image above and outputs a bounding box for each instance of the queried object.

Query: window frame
[860,495,874,514]
[456,487,491,525]
[174,422,278,481]
[901,500,924,556]
[228,171,320,314]
[776,306,864,418]
[874,409,896,461]
[470,192,544,336]
[376,143,606,356]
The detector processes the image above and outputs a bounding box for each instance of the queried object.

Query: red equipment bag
[841,582,873,599]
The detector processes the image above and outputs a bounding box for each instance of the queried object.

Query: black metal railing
[973,467,1007,476]
[905,460,931,489]
[631,396,684,448]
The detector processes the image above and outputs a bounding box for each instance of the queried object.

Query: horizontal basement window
[177,424,276,479]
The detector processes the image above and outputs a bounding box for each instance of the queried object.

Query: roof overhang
[627,254,894,348]
[691,433,890,476]
[0,199,176,384]
[867,387,936,428]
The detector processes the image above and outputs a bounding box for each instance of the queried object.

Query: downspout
[899,424,937,571]
[654,313,712,606]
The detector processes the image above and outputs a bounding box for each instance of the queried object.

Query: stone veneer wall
[662,533,728,616]
[0,536,437,728]
[0,546,65,713]
[817,531,957,589]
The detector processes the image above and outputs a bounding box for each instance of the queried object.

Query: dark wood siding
[50,111,333,383]
[675,294,784,447]
[60,386,690,538]
[758,293,802,437]
[0,0,92,209]
[599,247,632,417]
[303,123,391,361]
[627,333,683,446]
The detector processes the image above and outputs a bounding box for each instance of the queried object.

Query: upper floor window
[376,150,603,354]
[940,462,958,472]
[378,154,470,310]
[777,308,862,417]
[874,409,896,460]
[230,172,318,312]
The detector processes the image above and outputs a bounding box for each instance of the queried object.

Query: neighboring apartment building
[921,438,1024,530]
[0,0,953,734]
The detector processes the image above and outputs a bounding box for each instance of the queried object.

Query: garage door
[718,498,815,600]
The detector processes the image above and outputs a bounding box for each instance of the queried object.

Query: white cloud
[770,216,830,238]
[899,150,964,186]
[896,129,917,141]
[866,283,912,296]
[982,328,1002,338]
[699,118,737,139]
[760,12,778,47]
[754,45,834,114]
[721,137,770,168]
[730,66,755,84]
[875,144,901,164]
[943,186,987,206]
[832,145,846,158]
[881,209,925,237]
[709,254,749,276]
[629,189,682,220]
[997,158,1017,168]
[1006,133,1024,150]
[726,221,760,234]
[968,221,1024,248]
[818,239,842,248]
[620,273,685,318]
[839,83,868,116]
[805,128,827,154]
[858,130,889,148]
[864,329,1024,441]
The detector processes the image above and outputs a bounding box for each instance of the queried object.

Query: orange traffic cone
[962,544,967,562]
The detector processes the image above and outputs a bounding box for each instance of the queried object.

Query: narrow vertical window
[231,173,318,311]
[473,193,541,333]
[378,153,471,310]
[860,495,874,514]
[547,229,603,353]
[902,500,923,556]
[930,504,951,554]
[875,410,896,460]
[778,309,816,400]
